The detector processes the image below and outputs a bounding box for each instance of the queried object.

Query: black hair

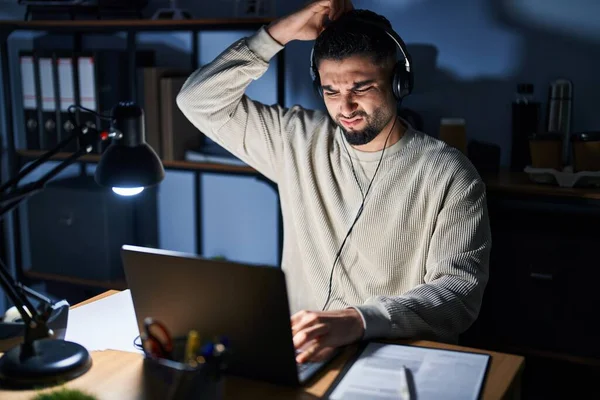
[313,9,397,69]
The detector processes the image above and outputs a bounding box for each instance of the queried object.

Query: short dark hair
[313,9,397,69]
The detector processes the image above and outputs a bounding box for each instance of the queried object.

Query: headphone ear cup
[309,51,323,99]
[313,73,323,99]
[391,62,405,101]
[392,62,413,101]
[391,63,402,101]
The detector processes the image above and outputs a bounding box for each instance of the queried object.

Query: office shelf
[17,149,258,174]
[23,270,127,290]
[0,18,274,33]
[484,169,600,201]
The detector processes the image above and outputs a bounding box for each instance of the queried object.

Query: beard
[335,106,394,146]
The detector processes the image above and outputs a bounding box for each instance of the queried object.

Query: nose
[339,94,358,117]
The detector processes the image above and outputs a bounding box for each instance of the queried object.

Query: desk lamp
[0,101,164,388]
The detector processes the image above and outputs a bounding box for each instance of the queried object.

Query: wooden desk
[484,169,600,200]
[0,291,525,399]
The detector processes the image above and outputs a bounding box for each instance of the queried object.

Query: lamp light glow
[112,187,144,196]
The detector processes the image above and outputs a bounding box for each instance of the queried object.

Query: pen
[142,318,173,360]
[184,330,201,365]
[399,365,412,400]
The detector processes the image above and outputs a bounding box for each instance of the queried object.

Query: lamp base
[0,338,92,389]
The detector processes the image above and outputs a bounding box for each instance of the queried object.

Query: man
[177,0,490,364]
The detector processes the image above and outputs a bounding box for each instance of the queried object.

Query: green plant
[31,387,98,400]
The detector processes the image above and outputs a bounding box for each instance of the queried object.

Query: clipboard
[323,340,491,400]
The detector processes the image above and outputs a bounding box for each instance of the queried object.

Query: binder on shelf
[76,53,98,151]
[56,53,77,151]
[140,67,188,159]
[160,76,203,161]
[19,52,40,150]
[20,48,156,154]
[38,53,59,150]
[32,52,45,150]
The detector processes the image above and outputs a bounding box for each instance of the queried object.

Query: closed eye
[354,86,373,94]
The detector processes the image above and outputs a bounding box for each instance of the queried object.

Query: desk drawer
[485,203,600,358]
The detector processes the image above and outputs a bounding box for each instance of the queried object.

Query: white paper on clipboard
[328,342,490,400]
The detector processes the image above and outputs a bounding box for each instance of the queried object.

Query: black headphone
[309,18,414,102]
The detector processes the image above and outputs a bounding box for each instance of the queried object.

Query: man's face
[318,55,396,146]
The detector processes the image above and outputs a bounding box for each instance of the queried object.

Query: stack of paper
[65,290,143,354]
[328,342,489,400]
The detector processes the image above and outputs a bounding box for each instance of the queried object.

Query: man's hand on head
[291,307,364,364]
[267,0,354,46]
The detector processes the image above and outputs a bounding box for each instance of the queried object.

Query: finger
[319,12,329,34]
[328,0,336,19]
[291,311,321,336]
[293,323,329,349]
[328,0,339,20]
[307,0,332,14]
[296,340,321,364]
[308,0,331,8]
[311,346,335,362]
[290,310,308,328]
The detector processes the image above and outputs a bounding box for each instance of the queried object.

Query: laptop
[120,245,337,386]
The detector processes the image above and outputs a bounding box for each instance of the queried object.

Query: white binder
[19,53,39,149]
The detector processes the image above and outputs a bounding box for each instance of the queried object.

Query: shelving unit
[0,17,285,292]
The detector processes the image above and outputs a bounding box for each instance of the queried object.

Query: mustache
[337,111,367,120]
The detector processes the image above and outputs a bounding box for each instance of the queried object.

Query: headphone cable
[321,116,397,311]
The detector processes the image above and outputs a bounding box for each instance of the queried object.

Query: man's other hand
[291,307,364,363]
[267,0,354,46]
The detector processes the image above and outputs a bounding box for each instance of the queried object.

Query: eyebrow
[322,79,376,92]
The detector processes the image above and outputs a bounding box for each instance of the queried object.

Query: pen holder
[142,337,227,400]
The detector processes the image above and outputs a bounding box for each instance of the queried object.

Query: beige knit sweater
[177,27,491,343]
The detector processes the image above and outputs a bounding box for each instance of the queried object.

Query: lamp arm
[0,127,105,217]
[0,135,91,334]
[18,282,53,305]
[0,125,82,194]
[0,147,90,216]
[0,148,95,345]
[0,122,107,341]
[0,258,35,326]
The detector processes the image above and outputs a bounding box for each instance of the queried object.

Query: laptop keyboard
[297,362,312,373]
[297,360,326,382]
[295,348,339,382]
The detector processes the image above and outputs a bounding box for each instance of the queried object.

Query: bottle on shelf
[546,78,573,168]
[510,83,540,171]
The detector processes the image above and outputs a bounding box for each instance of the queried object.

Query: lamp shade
[94,102,165,190]
[95,143,164,188]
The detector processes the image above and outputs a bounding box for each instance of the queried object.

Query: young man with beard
[177,0,490,364]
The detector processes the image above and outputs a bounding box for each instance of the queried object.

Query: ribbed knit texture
[177,27,491,343]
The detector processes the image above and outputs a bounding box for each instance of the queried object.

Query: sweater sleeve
[354,172,491,342]
[176,26,291,182]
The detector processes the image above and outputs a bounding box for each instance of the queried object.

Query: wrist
[266,21,292,46]
[354,303,392,340]
[346,308,365,339]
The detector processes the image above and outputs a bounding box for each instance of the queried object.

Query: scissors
[141,317,173,360]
